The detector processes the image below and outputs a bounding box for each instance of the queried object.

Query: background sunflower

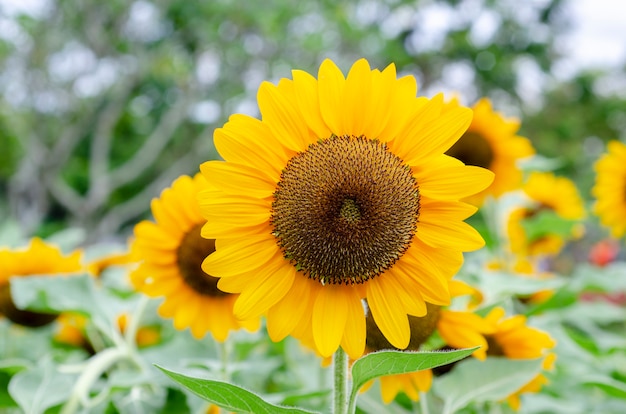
[0,238,82,327]
[507,172,585,259]
[130,173,260,341]
[593,140,626,238]
[445,98,536,206]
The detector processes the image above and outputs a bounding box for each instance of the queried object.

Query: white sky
[562,0,626,72]
[0,0,624,75]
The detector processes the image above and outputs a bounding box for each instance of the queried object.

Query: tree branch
[108,90,194,191]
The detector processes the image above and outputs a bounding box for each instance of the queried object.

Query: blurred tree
[0,0,622,243]
[521,69,626,198]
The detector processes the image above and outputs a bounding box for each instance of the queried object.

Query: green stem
[419,392,430,414]
[124,295,149,349]
[333,347,349,414]
[60,347,129,414]
[218,339,232,382]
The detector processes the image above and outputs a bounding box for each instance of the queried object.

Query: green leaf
[520,209,578,241]
[8,357,77,414]
[0,371,18,409]
[582,376,626,398]
[526,287,578,316]
[0,358,30,375]
[434,357,544,414]
[9,273,129,333]
[350,347,478,395]
[156,365,319,414]
[10,273,96,315]
[158,388,191,414]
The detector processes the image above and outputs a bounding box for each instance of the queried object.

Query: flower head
[593,141,626,237]
[484,307,556,410]
[200,58,493,359]
[130,174,260,341]
[445,98,535,205]
[508,172,585,258]
[0,238,82,327]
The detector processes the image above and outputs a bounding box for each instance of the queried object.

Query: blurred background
[1,0,625,244]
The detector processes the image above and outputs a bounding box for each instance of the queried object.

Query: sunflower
[483,307,556,410]
[0,238,83,327]
[444,98,535,206]
[130,174,260,341]
[593,140,626,237]
[507,172,585,258]
[200,58,493,359]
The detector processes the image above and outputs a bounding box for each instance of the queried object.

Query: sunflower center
[446,131,494,169]
[176,224,228,297]
[340,198,361,223]
[271,135,420,285]
[485,336,505,356]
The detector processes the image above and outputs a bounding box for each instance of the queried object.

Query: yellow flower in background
[523,172,585,220]
[593,140,626,237]
[378,370,433,404]
[506,354,556,411]
[363,285,493,403]
[55,312,161,351]
[437,308,495,361]
[448,278,483,310]
[130,174,260,341]
[484,306,555,360]
[54,313,91,349]
[445,98,535,206]
[483,307,556,410]
[200,58,493,359]
[87,251,135,277]
[507,172,585,258]
[363,303,441,403]
[117,313,161,348]
[0,238,83,327]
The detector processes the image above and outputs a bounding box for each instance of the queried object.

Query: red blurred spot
[580,291,626,306]
[588,239,620,267]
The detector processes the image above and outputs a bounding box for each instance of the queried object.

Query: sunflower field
[2,1,626,413]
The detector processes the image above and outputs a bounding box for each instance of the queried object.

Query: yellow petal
[366,278,410,349]
[317,59,345,135]
[133,221,181,250]
[234,258,295,320]
[199,194,270,230]
[266,270,314,342]
[383,269,427,317]
[417,163,495,200]
[202,235,278,277]
[377,76,421,143]
[214,115,288,181]
[417,218,485,251]
[292,69,331,139]
[388,94,443,159]
[339,288,366,360]
[397,98,473,165]
[200,161,276,199]
[312,285,349,357]
[362,64,396,139]
[420,199,478,221]
[341,58,372,137]
[258,80,311,152]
